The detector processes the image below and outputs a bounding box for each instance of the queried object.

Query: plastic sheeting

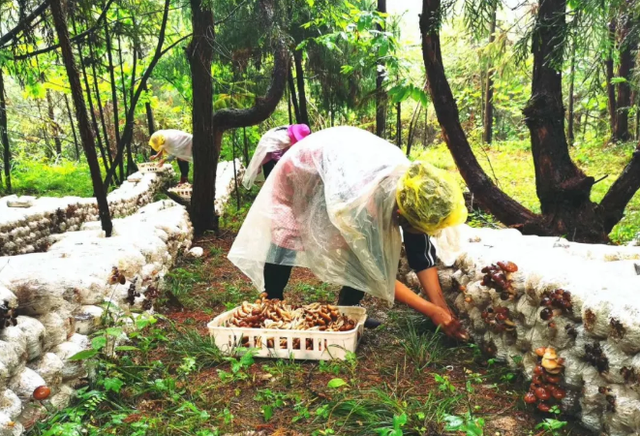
[242,127,291,190]
[229,126,410,302]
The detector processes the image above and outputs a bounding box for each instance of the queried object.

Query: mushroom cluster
[125,278,140,306]
[585,342,609,373]
[524,347,566,412]
[540,289,572,322]
[226,294,357,332]
[109,267,127,285]
[481,261,518,300]
[0,299,17,330]
[481,306,516,333]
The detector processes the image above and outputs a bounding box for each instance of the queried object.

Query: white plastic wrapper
[53,342,87,381]
[229,127,409,303]
[50,384,74,411]
[14,317,45,362]
[28,353,63,388]
[0,412,23,436]
[37,313,70,352]
[9,368,46,402]
[0,390,21,421]
[243,126,291,189]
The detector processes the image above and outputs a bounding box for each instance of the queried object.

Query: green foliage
[443,412,486,436]
[4,160,95,197]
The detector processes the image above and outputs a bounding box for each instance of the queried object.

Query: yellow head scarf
[396,161,467,235]
[149,132,166,152]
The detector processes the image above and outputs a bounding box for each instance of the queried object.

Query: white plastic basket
[168,185,192,200]
[207,306,366,361]
[138,162,162,173]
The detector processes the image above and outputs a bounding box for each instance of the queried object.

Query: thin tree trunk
[243,127,249,166]
[406,103,423,157]
[64,94,80,160]
[287,65,301,123]
[104,19,121,153]
[287,87,292,125]
[232,130,240,210]
[606,18,617,135]
[37,99,53,158]
[568,39,576,146]
[46,89,62,156]
[74,18,111,178]
[482,0,497,144]
[126,46,138,175]
[50,0,112,236]
[0,68,11,192]
[376,0,387,138]
[88,39,112,165]
[423,103,428,146]
[143,83,155,135]
[396,102,401,147]
[117,29,129,117]
[293,50,309,125]
[187,0,218,234]
[614,12,638,142]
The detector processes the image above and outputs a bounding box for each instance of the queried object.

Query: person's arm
[394,280,467,340]
[416,267,453,315]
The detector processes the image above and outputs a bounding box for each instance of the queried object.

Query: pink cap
[287,124,311,145]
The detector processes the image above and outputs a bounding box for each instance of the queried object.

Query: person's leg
[177,159,189,184]
[263,243,297,300]
[337,286,382,329]
[263,263,293,300]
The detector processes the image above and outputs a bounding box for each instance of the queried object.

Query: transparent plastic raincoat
[242,127,292,189]
[229,126,410,303]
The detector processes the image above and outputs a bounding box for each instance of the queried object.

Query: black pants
[177,159,189,179]
[263,262,365,305]
[263,160,276,179]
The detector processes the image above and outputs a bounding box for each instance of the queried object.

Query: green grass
[413,139,640,244]
[4,160,96,198]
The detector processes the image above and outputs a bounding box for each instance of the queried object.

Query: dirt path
[156,231,592,436]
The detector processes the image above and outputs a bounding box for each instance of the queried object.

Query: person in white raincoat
[242,124,311,189]
[149,129,193,184]
[228,126,468,339]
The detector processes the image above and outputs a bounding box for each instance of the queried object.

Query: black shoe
[364,317,382,329]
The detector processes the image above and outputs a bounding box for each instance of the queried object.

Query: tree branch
[10,0,115,60]
[420,0,542,232]
[0,0,51,49]
[598,146,640,232]
[213,0,249,26]
[212,33,290,129]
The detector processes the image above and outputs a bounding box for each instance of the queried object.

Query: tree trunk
[606,18,617,135]
[287,87,292,125]
[46,89,62,156]
[482,0,497,145]
[287,65,301,123]
[375,0,387,138]
[522,0,604,241]
[126,46,139,175]
[293,50,309,125]
[63,94,80,160]
[117,30,129,115]
[187,0,218,235]
[0,68,11,192]
[396,102,401,147]
[38,99,53,158]
[50,0,112,236]
[568,38,576,146]
[614,12,638,142]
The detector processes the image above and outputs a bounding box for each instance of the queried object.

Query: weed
[398,314,449,369]
[217,349,256,383]
[443,412,485,436]
[433,373,456,394]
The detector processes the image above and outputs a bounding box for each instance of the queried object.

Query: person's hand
[157,159,166,167]
[430,307,469,341]
[150,154,158,161]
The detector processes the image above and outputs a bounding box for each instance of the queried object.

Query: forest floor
[31,228,594,436]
